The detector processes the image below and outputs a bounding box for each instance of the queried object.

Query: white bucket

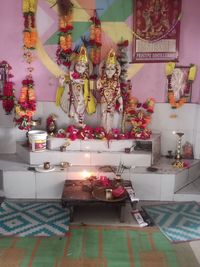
[28,130,48,152]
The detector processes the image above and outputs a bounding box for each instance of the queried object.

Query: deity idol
[60,46,96,126]
[97,49,123,133]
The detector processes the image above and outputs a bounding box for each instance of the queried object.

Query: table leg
[131,201,138,211]
[69,206,74,222]
[119,204,126,223]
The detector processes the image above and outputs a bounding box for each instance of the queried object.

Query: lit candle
[81,170,90,179]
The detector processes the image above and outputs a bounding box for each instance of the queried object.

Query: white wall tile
[0,105,15,127]
[0,128,16,153]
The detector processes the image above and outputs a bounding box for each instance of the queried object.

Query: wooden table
[61,179,137,223]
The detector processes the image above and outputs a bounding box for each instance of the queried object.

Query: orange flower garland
[56,2,74,67]
[23,0,37,50]
[89,10,102,67]
[15,79,36,118]
[168,91,186,109]
[15,0,37,130]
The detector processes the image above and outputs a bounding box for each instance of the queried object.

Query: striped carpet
[0,225,199,267]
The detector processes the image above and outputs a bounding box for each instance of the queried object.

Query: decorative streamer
[14,0,37,130]
[0,61,15,114]
[56,0,74,69]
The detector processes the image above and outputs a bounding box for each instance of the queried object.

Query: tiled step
[174,177,200,201]
[16,142,152,166]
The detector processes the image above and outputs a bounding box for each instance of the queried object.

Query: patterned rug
[0,225,199,267]
[142,201,200,242]
[0,201,70,237]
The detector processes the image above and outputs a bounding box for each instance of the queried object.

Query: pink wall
[131,0,200,103]
[0,0,199,103]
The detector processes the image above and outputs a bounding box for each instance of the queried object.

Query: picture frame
[167,65,193,103]
[132,0,182,63]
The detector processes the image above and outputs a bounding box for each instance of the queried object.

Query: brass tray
[92,188,127,202]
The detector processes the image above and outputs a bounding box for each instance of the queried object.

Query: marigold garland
[15,0,37,130]
[165,62,197,109]
[127,97,155,139]
[23,0,37,50]
[89,9,102,77]
[56,1,74,68]
[15,79,36,118]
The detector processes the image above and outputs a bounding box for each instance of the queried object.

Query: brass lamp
[173,132,184,168]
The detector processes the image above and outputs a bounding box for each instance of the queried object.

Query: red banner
[132,0,182,63]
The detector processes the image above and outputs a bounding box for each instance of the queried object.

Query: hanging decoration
[15,0,38,130]
[89,9,102,79]
[56,0,74,69]
[165,62,197,109]
[132,0,182,62]
[0,61,15,114]
[22,0,37,49]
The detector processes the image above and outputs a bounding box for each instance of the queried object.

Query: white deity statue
[60,46,96,126]
[97,49,123,133]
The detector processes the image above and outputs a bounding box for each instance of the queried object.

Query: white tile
[151,103,196,132]
[90,152,121,166]
[3,171,36,198]
[193,132,200,159]
[159,129,194,156]
[32,151,90,166]
[47,137,81,150]
[188,161,200,183]
[0,105,15,127]
[160,174,175,200]
[173,193,200,202]
[15,128,27,141]
[80,140,109,151]
[0,128,16,153]
[121,152,151,167]
[41,102,72,129]
[131,173,161,200]
[174,170,188,192]
[193,178,200,190]
[16,142,30,164]
[194,105,200,133]
[109,140,134,152]
[36,172,67,199]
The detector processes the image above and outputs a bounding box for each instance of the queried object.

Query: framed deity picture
[167,65,193,105]
[132,0,182,63]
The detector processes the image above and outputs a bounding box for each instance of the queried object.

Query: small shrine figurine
[97,49,123,133]
[59,46,96,127]
[46,114,57,136]
[182,141,194,159]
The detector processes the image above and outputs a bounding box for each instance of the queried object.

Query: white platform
[16,142,152,167]
[0,153,200,201]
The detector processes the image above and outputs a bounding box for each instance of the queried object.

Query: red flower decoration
[71,72,80,79]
